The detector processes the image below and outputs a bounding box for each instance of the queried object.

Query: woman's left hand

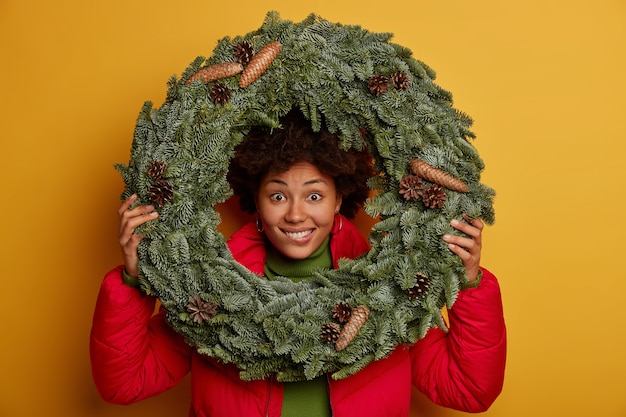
[442,214,483,282]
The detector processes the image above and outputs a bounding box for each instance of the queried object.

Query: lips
[284,229,313,240]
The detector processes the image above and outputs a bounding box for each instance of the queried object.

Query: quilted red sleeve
[410,268,506,412]
[89,265,192,404]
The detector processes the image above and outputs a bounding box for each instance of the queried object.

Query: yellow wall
[1,1,625,416]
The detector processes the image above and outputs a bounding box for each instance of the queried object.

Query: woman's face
[257,161,342,260]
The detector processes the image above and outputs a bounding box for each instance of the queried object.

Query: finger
[446,241,472,261]
[118,209,158,240]
[119,201,156,229]
[119,195,156,221]
[450,218,483,239]
[122,204,156,221]
[122,233,144,253]
[461,213,477,225]
[118,194,138,217]
[443,233,477,253]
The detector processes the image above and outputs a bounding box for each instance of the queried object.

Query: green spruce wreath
[116,11,495,382]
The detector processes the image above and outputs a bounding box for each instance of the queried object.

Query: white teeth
[285,230,312,239]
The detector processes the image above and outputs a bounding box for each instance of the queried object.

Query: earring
[334,213,343,231]
[256,213,264,232]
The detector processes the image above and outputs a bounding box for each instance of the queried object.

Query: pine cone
[335,305,370,351]
[331,302,352,324]
[210,83,231,105]
[407,273,430,299]
[239,41,281,88]
[185,62,243,85]
[233,40,255,65]
[399,175,424,201]
[147,179,174,207]
[320,322,341,343]
[146,160,167,180]
[409,158,468,193]
[391,71,409,90]
[368,74,389,97]
[422,184,447,209]
[187,295,218,324]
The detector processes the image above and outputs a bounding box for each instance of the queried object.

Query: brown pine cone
[185,62,243,85]
[409,159,468,193]
[391,71,409,90]
[321,322,341,343]
[331,302,352,324]
[146,160,167,180]
[210,83,231,105]
[233,40,255,65]
[239,41,282,88]
[147,179,174,207]
[422,184,447,209]
[368,74,389,97]
[406,273,430,299]
[335,305,370,351]
[399,175,424,201]
[187,295,218,324]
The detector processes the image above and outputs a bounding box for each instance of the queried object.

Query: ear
[334,194,343,214]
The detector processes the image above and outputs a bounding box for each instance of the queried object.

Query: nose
[285,201,306,223]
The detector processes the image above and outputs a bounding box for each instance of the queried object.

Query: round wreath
[117,11,495,382]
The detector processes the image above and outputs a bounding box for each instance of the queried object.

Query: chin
[282,250,313,260]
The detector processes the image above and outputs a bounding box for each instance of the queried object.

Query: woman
[90,109,506,416]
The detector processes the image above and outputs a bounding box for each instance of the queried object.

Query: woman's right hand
[118,194,159,278]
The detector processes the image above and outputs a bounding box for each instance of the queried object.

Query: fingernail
[443,234,451,241]
[451,219,459,226]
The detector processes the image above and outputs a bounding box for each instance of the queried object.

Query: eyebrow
[265,178,329,187]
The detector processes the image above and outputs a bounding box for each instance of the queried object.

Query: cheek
[317,203,339,225]
[258,202,276,223]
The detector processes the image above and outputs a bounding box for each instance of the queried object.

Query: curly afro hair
[227,108,375,218]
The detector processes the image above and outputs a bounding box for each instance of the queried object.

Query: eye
[270,193,285,202]
[308,192,322,202]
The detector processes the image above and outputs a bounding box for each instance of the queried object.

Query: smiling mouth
[284,229,313,240]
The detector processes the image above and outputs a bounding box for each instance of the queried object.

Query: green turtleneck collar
[264,237,332,282]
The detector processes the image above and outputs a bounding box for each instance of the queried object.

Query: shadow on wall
[410,388,451,417]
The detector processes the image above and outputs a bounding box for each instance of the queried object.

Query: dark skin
[118,193,484,282]
[443,214,484,282]
[117,194,157,278]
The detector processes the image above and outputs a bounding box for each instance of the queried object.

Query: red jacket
[90,218,506,416]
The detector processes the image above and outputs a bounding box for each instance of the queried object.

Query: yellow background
[1,1,625,416]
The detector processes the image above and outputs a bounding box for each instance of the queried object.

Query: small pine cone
[146,160,167,180]
[399,175,424,201]
[391,71,409,90]
[187,295,218,324]
[335,305,370,351]
[239,41,282,88]
[210,83,231,105]
[331,302,352,324]
[233,40,255,65]
[409,159,468,193]
[321,322,341,343]
[422,184,447,209]
[368,74,389,97]
[147,179,174,207]
[185,62,243,85]
[407,273,430,299]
